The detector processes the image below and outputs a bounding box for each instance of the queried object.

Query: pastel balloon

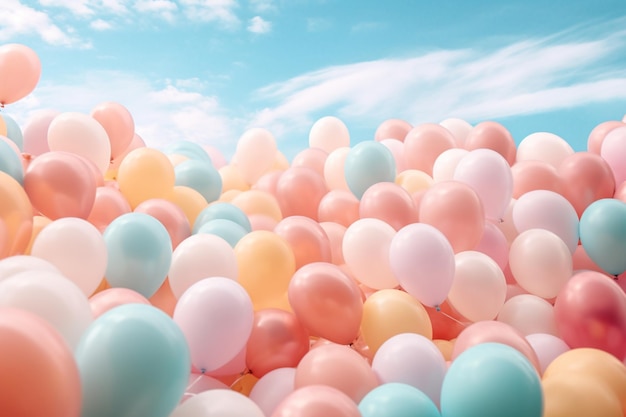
[166,185,208,227]
[511,160,561,199]
[165,140,212,162]
[0,307,81,417]
[579,198,626,275]
[309,116,350,153]
[183,373,229,400]
[31,217,107,296]
[323,147,350,191]
[274,216,332,270]
[288,262,363,344]
[516,132,574,168]
[90,101,134,160]
[193,202,251,234]
[89,287,150,318]
[389,223,455,307]
[509,229,572,299]
[292,147,328,177]
[317,189,360,227]
[464,121,516,165]
[359,181,418,230]
[372,333,446,407]
[0,43,41,105]
[359,383,441,417]
[87,186,132,232]
[380,138,407,173]
[169,233,238,299]
[0,255,60,281]
[76,304,190,417]
[473,221,509,270]
[404,123,457,175]
[374,118,412,142]
[448,251,507,322]
[276,167,328,220]
[0,138,23,184]
[272,385,362,417]
[432,148,469,183]
[246,309,309,378]
[134,198,191,249]
[108,132,145,173]
[319,221,346,265]
[600,126,626,186]
[498,294,558,336]
[103,212,172,298]
[175,159,222,203]
[295,343,379,402]
[171,389,265,417]
[419,180,484,253]
[442,343,543,417]
[234,128,277,184]
[117,147,175,209]
[344,140,396,199]
[231,189,282,222]
[525,333,570,374]
[174,277,253,372]
[440,117,472,147]
[0,172,32,258]
[554,271,626,360]
[361,289,433,355]
[542,373,622,417]
[513,190,579,253]
[249,367,296,417]
[197,218,248,247]
[587,120,625,154]
[342,218,398,289]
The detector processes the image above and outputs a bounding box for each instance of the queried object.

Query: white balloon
[249,367,296,416]
[170,389,265,417]
[0,255,60,282]
[309,116,350,153]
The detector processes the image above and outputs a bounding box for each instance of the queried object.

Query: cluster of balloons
[1,43,626,417]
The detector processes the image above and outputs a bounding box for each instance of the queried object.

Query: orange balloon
[24,215,51,255]
[395,169,433,194]
[231,189,283,222]
[425,302,467,341]
[274,216,332,270]
[219,164,251,192]
[542,373,622,417]
[149,278,178,317]
[230,373,259,396]
[0,307,81,417]
[117,147,175,209]
[0,171,33,258]
[433,339,454,361]
[166,185,208,228]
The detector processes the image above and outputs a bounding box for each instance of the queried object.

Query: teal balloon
[579,198,626,275]
[1,113,23,150]
[193,202,252,234]
[441,343,542,417]
[344,140,396,199]
[165,140,212,162]
[76,304,190,417]
[175,159,222,203]
[103,212,172,298]
[360,383,441,417]
[197,218,248,247]
[0,139,23,184]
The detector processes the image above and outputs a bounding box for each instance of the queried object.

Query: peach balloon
[432,148,469,183]
[587,120,625,154]
[464,121,516,165]
[219,164,251,192]
[308,116,350,153]
[108,133,146,174]
[248,214,279,231]
[166,185,208,228]
[359,181,418,230]
[511,160,561,199]
[24,215,51,255]
[542,373,622,417]
[231,189,283,222]
[0,44,41,105]
[117,147,175,209]
[252,170,282,197]
[89,287,150,318]
[22,109,59,156]
[292,148,328,177]
[90,101,135,160]
[395,169,433,194]
[374,118,412,142]
[317,189,360,228]
[134,198,191,249]
[516,132,574,169]
[274,216,332,270]
[323,147,350,191]
[404,123,457,175]
[87,186,132,232]
[276,167,328,221]
[219,189,242,203]
[0,171,32,258]
[272,151,290,172]
[319,222,346,265]
[234,128,277,184]
[149,279,177,317]
[271,385,362,417]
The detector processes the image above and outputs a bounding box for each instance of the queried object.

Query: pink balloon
[292,148,328,177]
[183,373,229,402]
[497,294,559,336]
[248,214,278,231]
[205,345,247,377]
[554,271,626,360]
[87,186,132,232]
[374,118,412,142]
[359,181,418,231]
[109,133,146,172]
[89,287,150,318]
[295,343,379,403]
[600,126,626,187]
[516,132,574,169]
[587,120,625,154]
[22,109,59,156]
[511,160,561,199]
[308,116,350,153]
[464,121,516,165]
[276,167,328,220]
[0,44,41,105]
[380,139,407,173]
[202,145,228,169]
[319,222,346,265]
[440,118,472,147]
[389,223,455,307]
[404,123,457,175]
[271,385,361,417]
[253,171,283,197]
[317,189,360,227]
[249,368,296,416]
[432,148,469,182]
[572,244,606,274]
[90,101,135,160]
[274,216,332,270]
[134,198,191,249]
[474,221,509,270]
[524,333,570,375]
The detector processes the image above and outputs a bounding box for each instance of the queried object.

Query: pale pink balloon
[0,44,41,105]
[587,120,625,154]
[374,118,412,142]
[202,145,228,169]
[248,214,278,231]
[511,160,561,199]
[572,244,606,274]
[600,126,626,186]
[89,287,150,319]
[380,139,407,173]
[271,385,361,417]
[249,368,296,416]
[323,147,350,190]
[525,333,570,374]
[615,181,626,203]
[252,171,283,197]
[308,116,350,153]
[90,101,135,160]
[317,189,360,227]
[109,133,146,172]
[319,222,346,265]
[440,118,472,147]
[87,186,132,232]
[516,132,574,169]
[206,345,247,377]
[292,148,327,177]
[234,128,277,184]
[274,216,332,270]
[182,373,229,402]
[404,123,457,175]
[496,198,519,244]
[464,121,516,166]
[359,182,418,231]
[276,167,328,220]
[22,109,59,156]
[432,148,469,182]
[134,198,191,249]
[506,283,529,300]
[295,343,379,403]
[474,221,509,270]
[498,294,559,336]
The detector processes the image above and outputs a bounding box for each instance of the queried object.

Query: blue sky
[2,0,626,159]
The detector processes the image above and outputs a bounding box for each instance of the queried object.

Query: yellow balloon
[395,169,433,194]
[219,164,250,192]
[231,190,282,222]
[24,215,51,255]
[0,171,33,259]
[219,189,242,203]
[235,230,296,311]
[166,185,208,228]
[542,373,622,417]
[361,289,432,355]
[117,147,175,209]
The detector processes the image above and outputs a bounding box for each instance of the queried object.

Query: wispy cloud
[90,18,113,30]
[179,0,240,28]
[134,0,178,21]
[247,15,271,34]
[249,0,276,14]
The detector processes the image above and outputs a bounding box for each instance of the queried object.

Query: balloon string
[435,305,470,328]
[182,371,205,399]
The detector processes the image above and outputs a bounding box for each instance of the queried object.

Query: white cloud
[179,0,240,28]
[100,0,129,14]
[38,0,94,16]
[249,0,275,13]
[134,0,177,20]
[90,18,113,30]
[247,15,271,34]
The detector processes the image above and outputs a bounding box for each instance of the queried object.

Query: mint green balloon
[76,304,190,417]
[193,202,252,234]
[344,141,396,199]
[175,159,222,203]
[360,383,441,417]
[1,113,23,150]
[197,218,248,247]
[0,139,23,184]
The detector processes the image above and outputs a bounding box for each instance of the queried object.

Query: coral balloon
[87,186,132,232]
[511,160,561,199]
[90,101,135,160]
[272,385,362,417]
[0,44,41,105]
[404,123,456,175]
[317,189,360,227]
[587,120,625,154]
[134,198,191,249]
[292,147,328,177]
[274,216,332,270]
[89,287,150,318]
[464,121,516,165]
[276,167,328,220]
[359,181,418,230]
[374,118,412,142]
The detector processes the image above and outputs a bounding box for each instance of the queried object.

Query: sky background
[2,0,626,159]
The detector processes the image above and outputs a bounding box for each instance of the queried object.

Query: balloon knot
[614,275,619,281]
[499,218,504,223]
[200,368,206,374]
[435,304,441,312]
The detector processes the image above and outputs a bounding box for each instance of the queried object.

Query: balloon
[295,343,379,402]
[165,141,212,162]
[103,212,172,298]
[292,147,328,177]
[0,255,60,281]
[380,138,407,173]
[389,223,456,307]
[193,202,251,234]
[588,120,625,154]
[175,159,222,203]
[0,138,23,183]
[319,221,346,265]
[361,289,433,355]
[580,198,626,275]
[219,164,251,192]
[516,132,574,168]
[554,271,626,360]
[453,148,513,221]
[87,186,132,232]
[90,101,134,160]
[0,43,41,105]
[317,189,360,227]
[89,287,150,318]
[0,171,32,258]
[183,373,229,400]
[542,373,622,417]
[404,123,457,175]
[171,389,265,417]
[108,132,146,174]
[202,145,227,169]
[509,229,572,299]
[274,216,332,269]
[166,185,208,227]
[512,190,579,253]
[359,383,441,417]
[24,151,97,219]
[441,343,543,417]
[601,126,626,186]
[497,294,558,336]
[511,160,561,199]
[249,367,296,417]
[473,221,509,270]
[0,269,92,350]
[374,118,412,142]
[134,198,191,249]
[464,121,516,165]
[309,116,350,153]
[231,189,282,222]
[419,181,485,253]
[76,304,190,417]
[197,218,248,247]
[372,333,447,406]
[323,147,350,191]
[31,217,107,296]
[448,251,507,322]
[272,385,362,417]
[344,140,396,199]
[173,277,254,372]
[276,167,327,220]
[525,333,570,374]
[117,147,175,209]
[359,181,418,230]
[288,262,363,344]
[253,170,282,196]
[169,233,238,299]
[396,169,433,194]
[432,148,469,183]
[246,309,309,378]
[342,218,398,289]
[0,307,81,417]
[234,128,277,184]
[235,230,296,311]
[440,117,472,147]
